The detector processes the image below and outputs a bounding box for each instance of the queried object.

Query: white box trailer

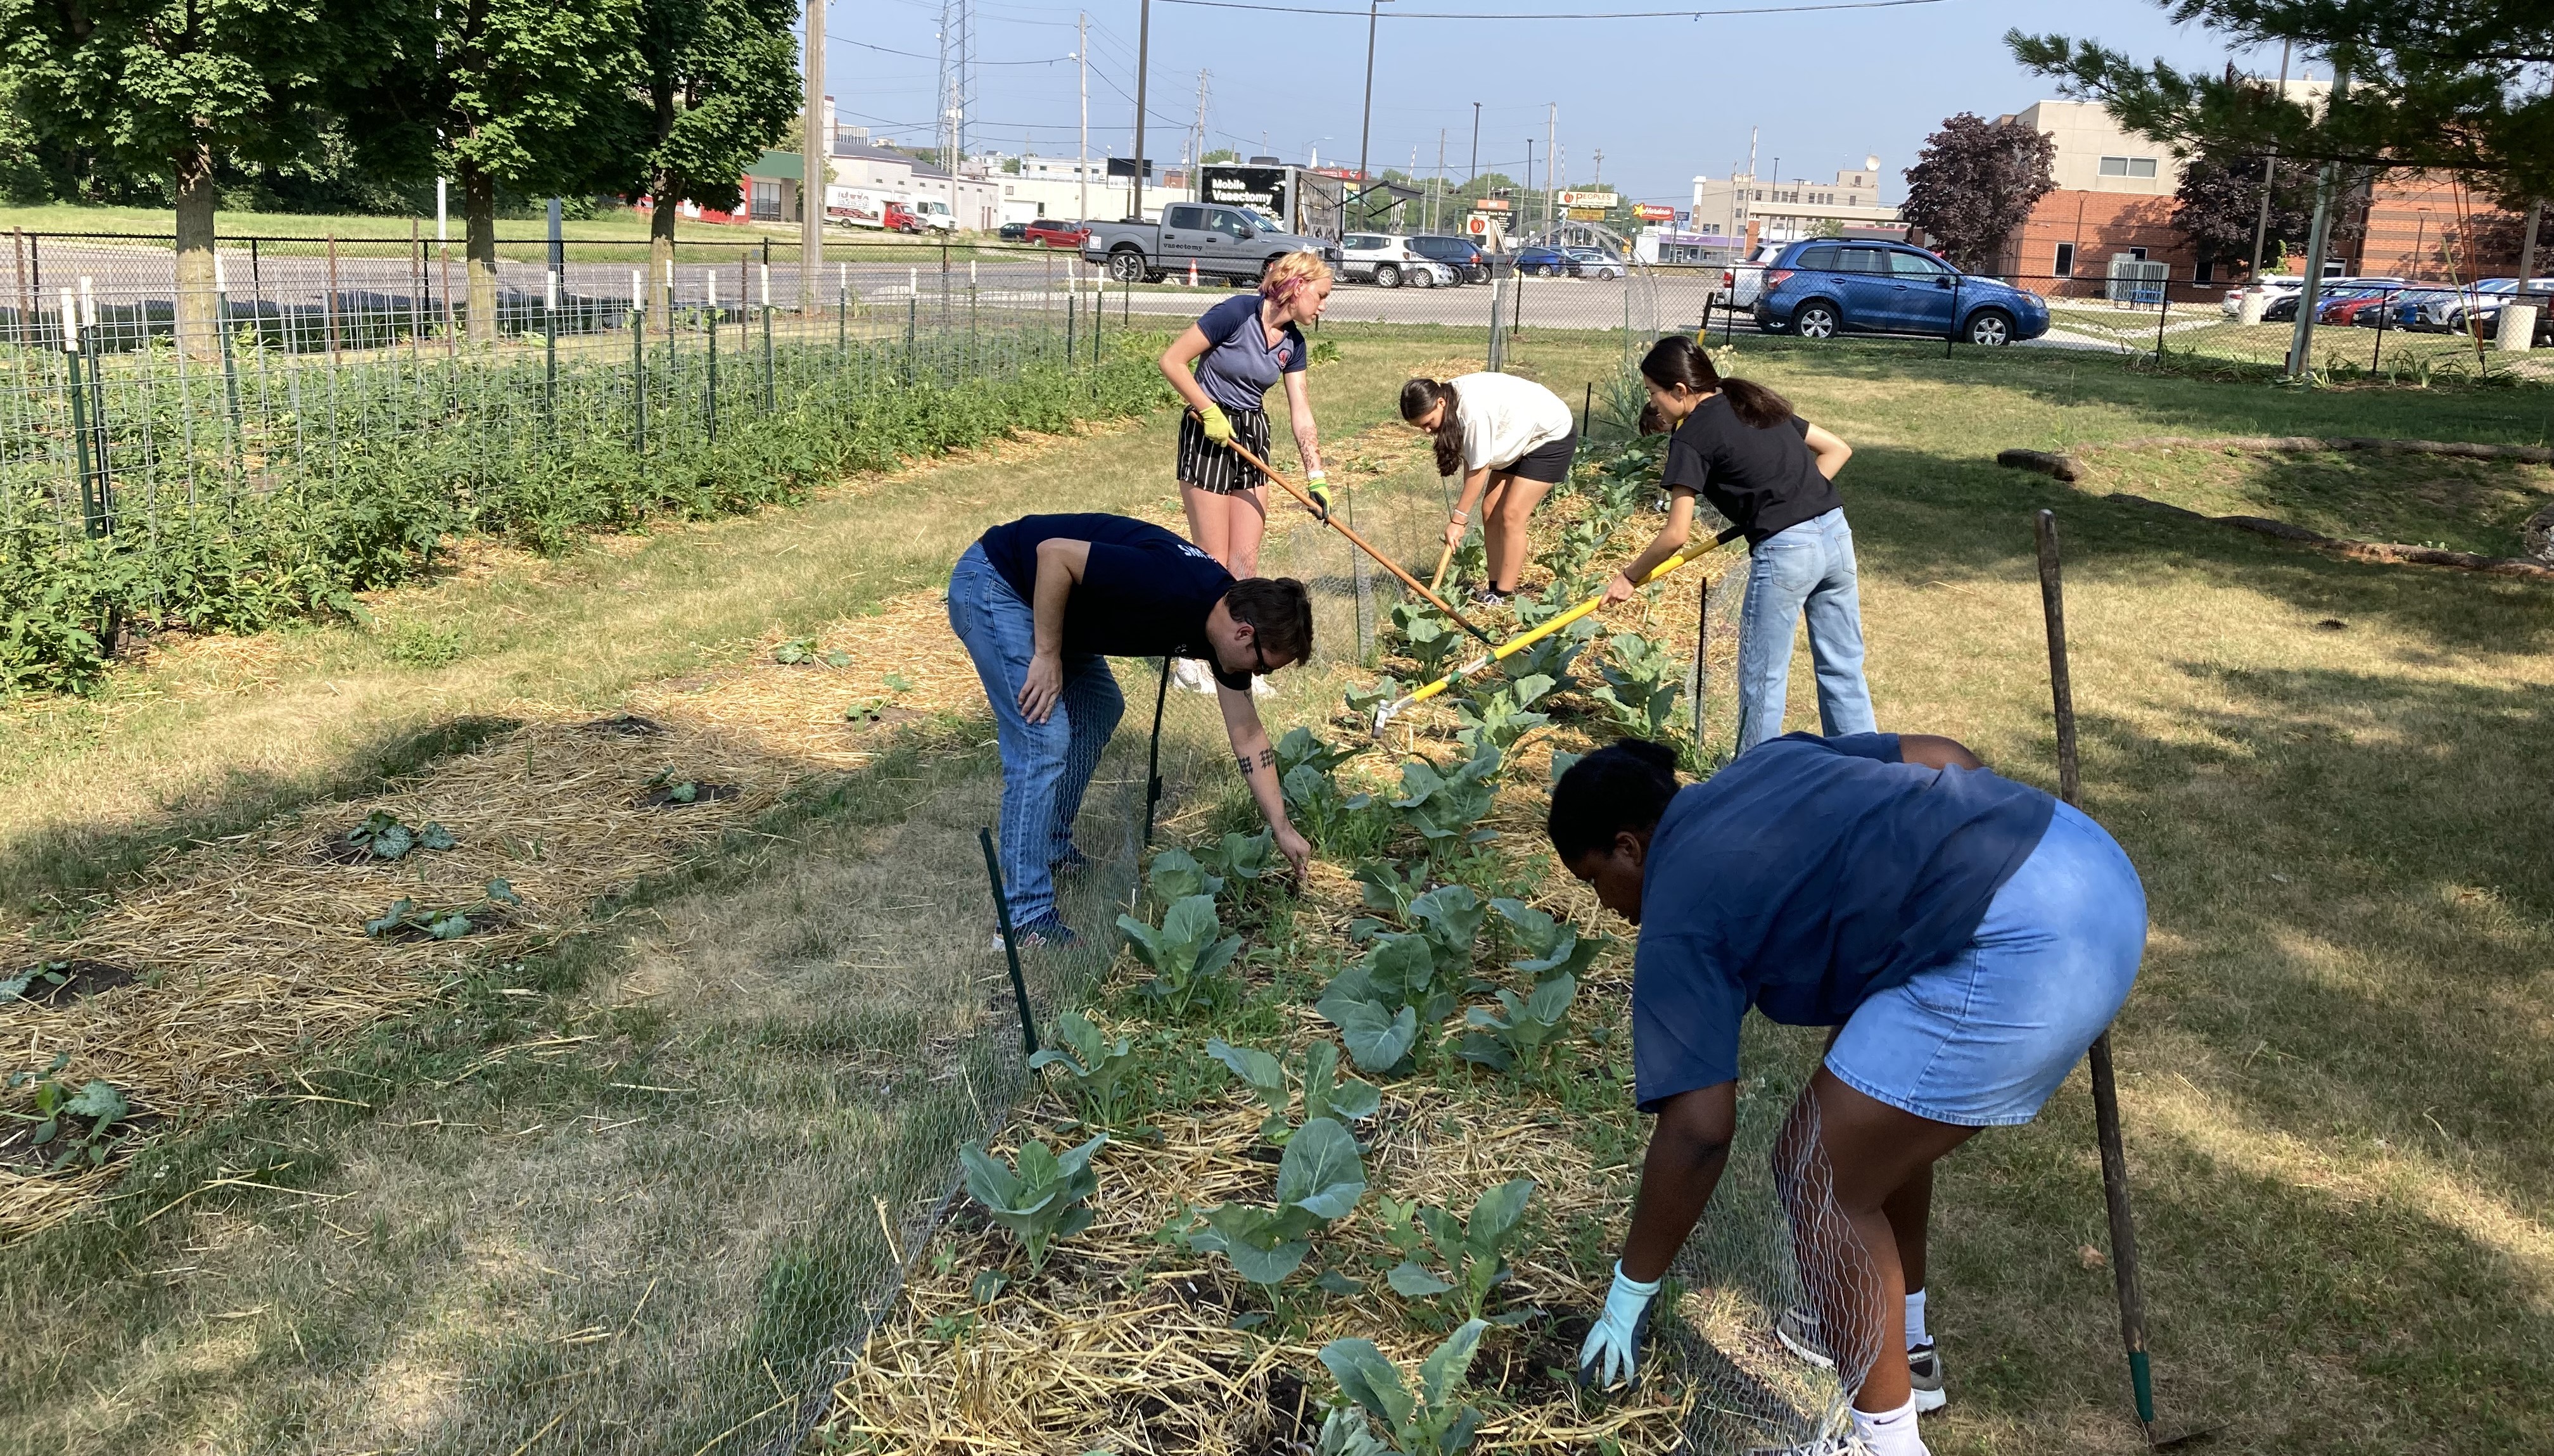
[827,187,891,229]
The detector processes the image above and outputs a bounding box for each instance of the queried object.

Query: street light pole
[1077,12,1090,225]
[1356,0,1391,229]
[1468,101,1480,184]
[1133,0,1151,222]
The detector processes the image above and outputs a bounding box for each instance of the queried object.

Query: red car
[1023,219,1090,250]
[2317,288,2396,326]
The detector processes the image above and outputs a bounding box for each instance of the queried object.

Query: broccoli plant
[1391,747,1501,853]
[1352,859,1430,926]
[1388,602,1464,681]
[1188,1117,1368,1284]
[1345,676,1404,725]
[1451,674,1553,759]
[1027,1010,1142,1125]
[1592,631,1685,738]
[1285,763,1378,850]
[1147,848,1224,904]
[1378,1179,1538,1323]
[343,810,457,862]
[1117,896,1243,1014]
[1508,590,1600,687]
[1196,828,1278,883]
[364,878,523,940]
[1318,1319,1492,1456]
[1534,516,1618,598]
[1317,934,1445,1073]
[1491,898,1608,984]
[3,1054,134,1172]
[1276,725,1366,779]
[773,637,851,667]
[1407,885,1487,985]
[1206,1037,1382,1145]
[959,1132,1108,1273]
[1457,975,1580,1078]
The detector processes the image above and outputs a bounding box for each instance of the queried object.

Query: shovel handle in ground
[1372,523,1744,730]
[2036,508,2163,1447]
[1210,430,1497,646]
[1429,540,1457,595]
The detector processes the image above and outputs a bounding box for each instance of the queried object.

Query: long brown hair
[1639,335,1792,430]
[1400,377,1465,478]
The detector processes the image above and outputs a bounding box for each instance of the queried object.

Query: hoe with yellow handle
[1369,522,1746,733]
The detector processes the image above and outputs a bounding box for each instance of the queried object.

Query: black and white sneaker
[1907,1342,1946,1413]
[1774,1305,1947,1412]
[993,916,1077,952]
[1470,586,1512,607]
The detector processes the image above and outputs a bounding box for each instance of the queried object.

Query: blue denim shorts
[1826,801,2145,1127]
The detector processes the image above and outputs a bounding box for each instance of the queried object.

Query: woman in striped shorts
[1156,250,1335,693]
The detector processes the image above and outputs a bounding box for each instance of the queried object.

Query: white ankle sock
[1904,1288,1929,1351]
[1850,1393,1927,1456]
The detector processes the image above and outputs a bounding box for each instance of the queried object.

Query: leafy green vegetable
[1388,602,1464,680]
[1458,975,1580,1079]
[1452,674,1554,759]
[1027,1010,1141,1125]
[960,1133,1107,1272]
[882,673,915,692]
[1407,885,1487,984]
[1116,895,1243,1014]
[1318,1319,1492,1456]
[362,879,520,940]
[1196,828,1278,883]
[1206,1037,1380,1145]
[1379,1181,1537,1323]
[1352,859,1428,922]
[1592,630,1684,737]
[344,809,457,861]
[1390,747,1502,852]
[1188,1117,1367,1284]
[1344,676,1404,723]
[1547,750,1583,787]
[1275,725,1366,779]
[1147,847,1223,904]
[0,961,71,1003]
[4,1054,135,1171]
[1285,763,1378,849]
[1491,898,1608,983]
[1317,934,1447,1073]
[1316,1408,1393,1456]
[773,637,852,668]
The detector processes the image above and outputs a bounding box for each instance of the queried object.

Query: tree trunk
[649,177,678,335]
[174,142,220,362]
[465,167,499,343]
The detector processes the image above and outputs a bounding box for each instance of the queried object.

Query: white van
[905,198,960,234]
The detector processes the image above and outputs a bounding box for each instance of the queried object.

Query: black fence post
[1947,275,1962,358]
[2154,291,2171,366]
[706,300,719,443]
[977,827,1041,1057]
[2370,287,2392,374]
[631,299,647,457]
[1144,655,1172,847]
[1689,571,1710,756]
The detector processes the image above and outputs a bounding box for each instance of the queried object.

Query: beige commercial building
[1689,157,1898,247]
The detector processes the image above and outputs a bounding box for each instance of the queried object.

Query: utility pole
[1356,0,1392,229]
[2249,41,2291,280]
[1524,137,1535,234]
[1591,148,1601,186]
[1191,70,1210,201]
[1468,101,1480,185]
[1132,0,1150,222]
[801,0,823,308]
[1545,103,1556,236]
[1076,13,1090,224]
[1432,127,1446,233]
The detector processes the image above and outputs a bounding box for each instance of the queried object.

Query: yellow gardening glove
[1305,470,1332,522]
[1197,402,1234,444]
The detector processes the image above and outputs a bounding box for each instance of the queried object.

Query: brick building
[2358,172,2529,281]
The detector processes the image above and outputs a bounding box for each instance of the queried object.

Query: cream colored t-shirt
[1449,371,1575,473]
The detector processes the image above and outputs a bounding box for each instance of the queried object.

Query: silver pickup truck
[1081,201,1342,285]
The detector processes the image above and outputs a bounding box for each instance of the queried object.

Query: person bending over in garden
[1555,737,2144,1456]
[1399,372,1578,605]
[948,512,1316,947]
[1157,250,1334,696]
[1605,335,1873,754]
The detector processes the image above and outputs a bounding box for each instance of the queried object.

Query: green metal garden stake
[977,828,1041,1057]
[631,293,647,457]
[61,290,99,535]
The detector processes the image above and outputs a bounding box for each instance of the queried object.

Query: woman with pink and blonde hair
[1156,250,1334,693]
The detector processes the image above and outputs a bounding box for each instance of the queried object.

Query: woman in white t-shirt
[1400,373,1577,604]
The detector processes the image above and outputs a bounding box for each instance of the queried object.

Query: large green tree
[2010,2,2554,202]
[351,0,641,341]
[1,0,384,355]
[616,0,800,329]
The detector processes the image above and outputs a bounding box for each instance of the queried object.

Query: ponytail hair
[1547,739,1682,861]
[1639,334,1793,431]
[1400,377,1466,478]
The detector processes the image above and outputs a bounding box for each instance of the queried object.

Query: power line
[1159,0,1951,16]
[836,35,1067,64]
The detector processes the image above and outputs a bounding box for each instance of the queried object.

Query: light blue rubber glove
[1577,1261,1661,1390]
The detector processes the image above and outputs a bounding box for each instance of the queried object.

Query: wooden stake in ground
[2034,509,2164,1447]
[1214,431,1496,645]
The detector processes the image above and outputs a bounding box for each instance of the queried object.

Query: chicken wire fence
[0,232,1138,545]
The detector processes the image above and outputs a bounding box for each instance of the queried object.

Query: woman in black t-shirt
[1604,336,1876,754]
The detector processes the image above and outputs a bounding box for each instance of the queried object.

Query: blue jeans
[946,544,1125,927]
[1736,508,1876,754]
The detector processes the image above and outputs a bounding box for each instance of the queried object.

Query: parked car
[2220,274,2304,315]
[1753,239,2049,345]
[1564,246,1623,280]
[1512,245,1580,277]
[905,198,959,234]
[2320,288,2399,326]
[2392,277,2554,333]
[997,222,1030,242]
[1338,233,1459,288]
[1407,234,1490,283]
[1721,241,1788,310]
[1023,218,1090,250]
[1080,203,1342,285]
[2259,277,2400,322]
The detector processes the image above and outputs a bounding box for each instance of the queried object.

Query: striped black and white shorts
[1175,406,1272,495]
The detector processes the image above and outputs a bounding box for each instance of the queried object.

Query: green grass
[0,334,2548,1453]
[2081,445,2553,558]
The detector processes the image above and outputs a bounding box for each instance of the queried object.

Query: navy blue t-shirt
[977,513,1239,669]
[1190,293,1308,415]
[1629,733,2057,1112]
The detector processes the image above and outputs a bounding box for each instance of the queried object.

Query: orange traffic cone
[1187,258,1200,288]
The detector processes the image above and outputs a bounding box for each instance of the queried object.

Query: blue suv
[1754,239,2049,346]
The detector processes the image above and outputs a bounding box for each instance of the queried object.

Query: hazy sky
[827,0,2303,205]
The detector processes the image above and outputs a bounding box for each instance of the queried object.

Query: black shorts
[1176,406,1272,494]
[1503,431,1577,485]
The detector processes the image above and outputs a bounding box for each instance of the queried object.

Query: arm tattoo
[1236,747,1276,776]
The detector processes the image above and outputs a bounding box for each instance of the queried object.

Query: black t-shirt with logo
[977,514,1243,680]
[1661,393,1841,545]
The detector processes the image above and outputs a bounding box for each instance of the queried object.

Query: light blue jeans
[1826,801,2146,1126]
[946,544,1124,927]
[1736,508,1877,754]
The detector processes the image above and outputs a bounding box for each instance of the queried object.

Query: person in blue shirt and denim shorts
[1554,736,2144,1456]
[1604,335,1875,754]
[1156,251,1334,693]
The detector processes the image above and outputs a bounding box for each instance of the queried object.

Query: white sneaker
[1170,658,1216,695]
